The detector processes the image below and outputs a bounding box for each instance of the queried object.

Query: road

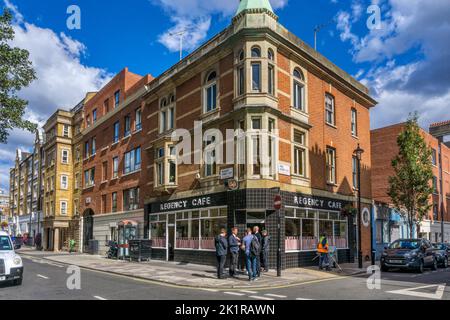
[0,257,449,300]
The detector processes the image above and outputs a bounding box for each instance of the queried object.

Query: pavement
[17,247,367,289]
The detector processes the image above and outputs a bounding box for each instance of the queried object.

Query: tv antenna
[169,30,186,61]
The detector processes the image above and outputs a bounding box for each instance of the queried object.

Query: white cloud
[153,0,289,53]
[0,1,112,191]
[336,0,450,129]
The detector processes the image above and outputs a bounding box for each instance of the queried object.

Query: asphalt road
[0,257,449,300]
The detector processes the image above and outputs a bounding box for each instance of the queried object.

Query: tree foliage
[0,9,37,143]
[388,113,434,238]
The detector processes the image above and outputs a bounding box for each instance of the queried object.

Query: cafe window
[150,215,166,248]
[285,208,348,252]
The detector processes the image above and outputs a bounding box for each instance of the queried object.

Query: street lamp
[354,144,364,269]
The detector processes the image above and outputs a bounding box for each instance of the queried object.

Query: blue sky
[1,0,450,191]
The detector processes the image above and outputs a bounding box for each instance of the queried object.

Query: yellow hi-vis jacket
[317,237,329,253]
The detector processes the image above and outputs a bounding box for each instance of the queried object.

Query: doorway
[247,211,266,232]
[168,226,175,261]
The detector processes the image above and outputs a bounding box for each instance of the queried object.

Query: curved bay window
[154,145,177,188]
[285,208,348,252]
[237,50,245,96]
[204,71,217,113]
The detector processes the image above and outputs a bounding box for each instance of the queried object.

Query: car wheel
[431,258,438,271]
[381,265,389,272]
[443,258,448,269]
[417,260,424,273]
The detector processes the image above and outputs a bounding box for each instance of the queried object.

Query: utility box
[129,239,152,262]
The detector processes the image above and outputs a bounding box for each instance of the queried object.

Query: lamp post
[354,144,364,269]
[271,187,282,277]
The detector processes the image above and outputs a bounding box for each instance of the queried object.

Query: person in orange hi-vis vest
[317,233,331,271]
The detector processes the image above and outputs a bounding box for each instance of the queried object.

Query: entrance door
[168,226,175,261]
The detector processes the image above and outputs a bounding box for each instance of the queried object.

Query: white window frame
[61,149,70,164]
[60,175,69,190]
[325,94,335,126]
[112,156,119,179]
[351,108,358,136]
[203,71,218,113]
[326,147,336,184]
[293,69,306,111]
[293,129,307,177]
[60,201,68,215]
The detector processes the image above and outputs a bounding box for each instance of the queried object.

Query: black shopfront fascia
[144,190,352,236]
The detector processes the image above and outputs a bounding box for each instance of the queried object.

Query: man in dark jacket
[228,227,241,278]
[261,230,271,272]
[253,226,262,277]
[215,228,228,279]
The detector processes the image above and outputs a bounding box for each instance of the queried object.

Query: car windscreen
[0,236,13,251]
[433,244,446,250]
[389,240,420,250]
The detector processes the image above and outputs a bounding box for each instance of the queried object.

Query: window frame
[326,147,337,185]
[325,93,336,126]
[203,71,218,113]
[351,108,358,136]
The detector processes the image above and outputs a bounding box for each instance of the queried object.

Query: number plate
[389,260,403,264]
[0,276,6,281]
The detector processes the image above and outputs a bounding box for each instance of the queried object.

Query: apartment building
[137,0,376,268]
[8,131,44,238]
[80,68,153,253]
[42,110,77,251]
[0,190,10,225]
[371,122,450,247]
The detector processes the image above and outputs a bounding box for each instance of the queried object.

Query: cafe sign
[151,192,228,213]
[293,194,348,211]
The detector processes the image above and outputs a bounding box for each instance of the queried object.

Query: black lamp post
[354,144,364,269]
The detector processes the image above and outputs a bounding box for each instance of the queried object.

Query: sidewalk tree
[0,9,37,143]
[388,113,434,238]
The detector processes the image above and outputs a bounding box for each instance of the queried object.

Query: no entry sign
[274,194,282,210]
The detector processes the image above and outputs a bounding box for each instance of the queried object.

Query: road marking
[387,284,446,300]
[201,289,218,292]
[36,274,49,279]
[240,290,257,294]
[265,294,287,298]
[224,292,246,296]
[249,296,275,300]
[296,298,313,300]
[93,296,107,300]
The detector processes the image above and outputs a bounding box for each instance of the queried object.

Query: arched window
[239,50,245,61]
[204,71,217,113]
[159,94,176,133]
[160,98,167,108]
[293,68,305,111]
[251,46,261,58]
[268,49,274,61]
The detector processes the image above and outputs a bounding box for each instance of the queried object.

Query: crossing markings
[264,294,287,298]
[201,288,219,292]
[249,296,275,301]
[296,298,313,300]
[93,296,108,300]
[36,274,49,279]
[240,290,257,294]
[386,284,446,300]
[224,292,246,296]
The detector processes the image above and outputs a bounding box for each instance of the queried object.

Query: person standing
[253,226,262,277]
[317,232,330,271]
[215,228,228,279]
[261,230,271,272]
[228,227,241,278]
[243,228,257,281]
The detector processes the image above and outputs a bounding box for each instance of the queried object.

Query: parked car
[432,243,448,268]
[0,231,24,285]
[380,239,437,273]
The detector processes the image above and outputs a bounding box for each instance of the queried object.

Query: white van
[0,231,24,285]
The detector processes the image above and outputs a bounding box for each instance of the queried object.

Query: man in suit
[215,228,228,279]
[228,227,241,278]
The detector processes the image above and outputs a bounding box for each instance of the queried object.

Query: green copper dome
[235,0,274,16]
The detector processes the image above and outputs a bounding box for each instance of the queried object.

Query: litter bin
[129,240,152,262]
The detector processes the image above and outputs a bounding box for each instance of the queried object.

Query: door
[168,226,175,261]
[246,211,266,232]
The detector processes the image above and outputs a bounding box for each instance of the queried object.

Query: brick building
[371,122,450,246]
[136,0,377,268]
[80,68,154,254]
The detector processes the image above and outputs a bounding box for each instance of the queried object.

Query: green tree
[388,113,434,238]
[0,9,37,143]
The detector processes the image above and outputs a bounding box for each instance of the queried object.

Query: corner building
[142,1,377,268]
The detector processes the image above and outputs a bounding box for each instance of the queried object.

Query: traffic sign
[274,194,282,210]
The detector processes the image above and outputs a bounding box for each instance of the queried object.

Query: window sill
[290,106,308,115]
[83,185,95,190]
[122,134,131,140]
[133,128,142,135]
[100,180,108,185]
[351,134,359,140]
[200,108,220,120]
[110,177,119,181]
[199,175,219,183]
[101,146,109,152]
[111,141,119,147]
[122,169,141,178]
[327,182,338,187]
[325,122,338,129]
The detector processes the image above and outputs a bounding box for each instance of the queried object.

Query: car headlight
[13,257,22,265]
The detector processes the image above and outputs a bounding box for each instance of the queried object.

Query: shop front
[145,189,355,269]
